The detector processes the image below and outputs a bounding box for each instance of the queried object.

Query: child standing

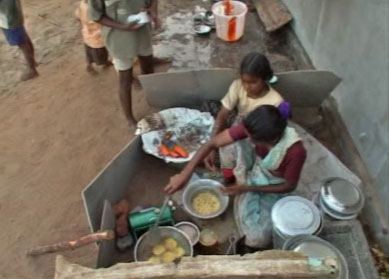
[75,0,111,74]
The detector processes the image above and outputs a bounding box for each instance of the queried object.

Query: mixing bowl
[182,179,229,219]
[134,226,193,262]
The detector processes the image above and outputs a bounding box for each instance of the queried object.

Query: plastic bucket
[212,1,248,42]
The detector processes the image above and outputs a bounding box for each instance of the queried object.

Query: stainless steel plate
[319,195,358,220]
[271,196,322,237]
[321,177,364,215]
[283,235,348,279]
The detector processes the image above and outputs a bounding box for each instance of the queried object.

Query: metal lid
[271,196,322,237]
[319,195,358,220]
[283,235,348,279]
[321,177,364,215]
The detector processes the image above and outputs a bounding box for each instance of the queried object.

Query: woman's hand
[204,150,218,171]
[164,172,190,195]
[221,184,245,196]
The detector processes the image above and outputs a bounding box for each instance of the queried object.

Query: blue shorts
[2,26,27,46]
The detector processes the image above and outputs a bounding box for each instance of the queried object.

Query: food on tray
[173,146,189,158]
[152,244,166,256]
[149,238,186,263]
[173,246,186,258]
[163,237,178,251]
[158,144,170,156]
[158,143,189,158]
[192,191,221,215]
[161,251,177,263]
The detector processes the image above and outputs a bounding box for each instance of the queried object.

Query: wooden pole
[27,230,115,256]
[55,251,339,279]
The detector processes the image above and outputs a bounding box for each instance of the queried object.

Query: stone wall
[282,0,389,250]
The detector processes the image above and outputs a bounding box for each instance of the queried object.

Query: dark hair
[243,105,287,143]
[240,52,273,81]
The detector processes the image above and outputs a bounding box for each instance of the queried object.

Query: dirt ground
[0,0,156,278]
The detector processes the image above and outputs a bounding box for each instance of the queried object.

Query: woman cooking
[206,52,291,181]
[165,105,307,249]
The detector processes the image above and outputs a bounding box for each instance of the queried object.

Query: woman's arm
[165,130,234,194]
[204,106,232,170]
[213,106,232,136]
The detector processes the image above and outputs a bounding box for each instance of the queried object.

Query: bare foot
[132,76,142,90]
[20,68,39,81]
[86,65,98,75]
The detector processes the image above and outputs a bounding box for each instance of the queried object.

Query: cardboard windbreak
[139,68,341,108]
[81,69,344,268]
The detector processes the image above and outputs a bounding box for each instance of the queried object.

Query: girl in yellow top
[205,52,290,174]
[75,0,111,74]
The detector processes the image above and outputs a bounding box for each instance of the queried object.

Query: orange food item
[159,144,170,156]
[173,146,189,158]
[169,150,181,158]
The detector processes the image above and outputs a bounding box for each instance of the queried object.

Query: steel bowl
[194,24,212,35]
[174,221,200,245]
[182,179,229,219]
[134,226,193,262]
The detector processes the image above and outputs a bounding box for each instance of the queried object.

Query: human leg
[118,68,137,126]
[18,32,38,80]
[2,27,38,80]
[84,45,98,75]
[137,55,154,75]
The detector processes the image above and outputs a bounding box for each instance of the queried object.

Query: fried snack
[192,191,221,215]
[152,244,166,256]
[173,145,189,158]
[164,237,178,251]
[158,144,170,156]
[173,246,185,258]
[161,251,177,263]
[148,256,161,264]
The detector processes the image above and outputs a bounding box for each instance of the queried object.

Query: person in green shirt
[88,0,158,126]
[0,0,38,81]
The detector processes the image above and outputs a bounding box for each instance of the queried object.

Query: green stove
[128,206,175,239]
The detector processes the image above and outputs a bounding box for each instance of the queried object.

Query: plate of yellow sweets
[134,226,193,262]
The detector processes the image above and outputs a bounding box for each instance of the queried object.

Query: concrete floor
[154,0,311,71]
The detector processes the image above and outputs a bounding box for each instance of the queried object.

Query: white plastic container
[212,1,248,42]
